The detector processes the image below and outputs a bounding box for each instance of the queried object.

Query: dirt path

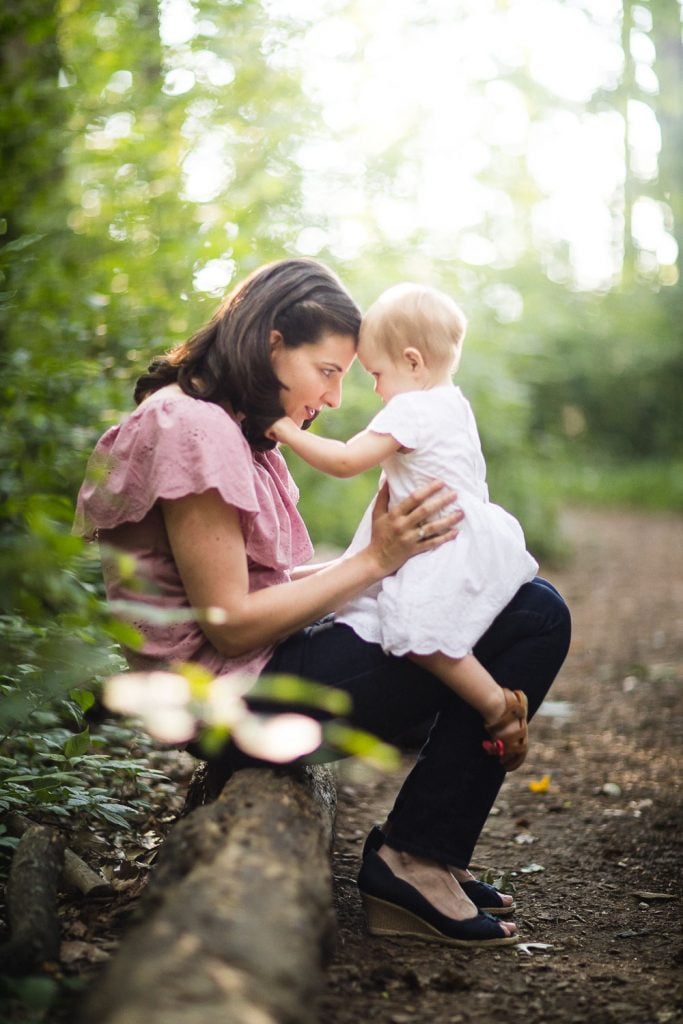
[319,508,683,1024]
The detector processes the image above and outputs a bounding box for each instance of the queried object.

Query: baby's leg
[409,650,506,724]
[409,651,529,770]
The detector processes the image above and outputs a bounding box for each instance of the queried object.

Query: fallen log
[80,764,337,1024]
[5,812,113,897]
[0,824,65,974]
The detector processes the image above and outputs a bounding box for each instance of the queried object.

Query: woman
[75,257,571,949]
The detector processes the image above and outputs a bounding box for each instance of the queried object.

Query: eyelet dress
[336,385,539,658]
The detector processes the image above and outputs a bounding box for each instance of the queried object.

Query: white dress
[335,385,539,658]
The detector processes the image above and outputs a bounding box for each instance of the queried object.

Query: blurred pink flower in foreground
[104,669,322,761]
[105,671,196,744]
[231,713,322,763]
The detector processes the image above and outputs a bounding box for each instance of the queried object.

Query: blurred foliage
[0,0,323,863]
[290,0,682,554]
[549,456,683,511]
[0,702,165,850]
[524,284,683,462]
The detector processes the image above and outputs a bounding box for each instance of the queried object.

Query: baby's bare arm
[268,417,399,478]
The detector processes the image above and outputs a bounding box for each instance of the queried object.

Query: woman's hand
[367,480,463,576]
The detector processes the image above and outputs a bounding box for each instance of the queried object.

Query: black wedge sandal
[357,851,518,949]
[361,826,516,917]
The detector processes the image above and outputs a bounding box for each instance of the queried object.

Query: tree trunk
[80,765,337,1024]
[0,1,70,243]
[650,0,683,266]
[620,0,638,283]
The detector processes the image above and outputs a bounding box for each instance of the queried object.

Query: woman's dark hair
[133,258,362,450]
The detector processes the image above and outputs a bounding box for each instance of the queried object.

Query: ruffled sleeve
[366,392,423,450]
[74,387,260,540]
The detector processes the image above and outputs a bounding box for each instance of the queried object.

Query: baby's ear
[402,346,425,372]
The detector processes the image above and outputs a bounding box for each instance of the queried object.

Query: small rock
[601,782,622,798]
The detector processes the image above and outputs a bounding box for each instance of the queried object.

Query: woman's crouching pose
[76,258,571,948]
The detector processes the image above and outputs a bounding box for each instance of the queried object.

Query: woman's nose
[324,379,342,409]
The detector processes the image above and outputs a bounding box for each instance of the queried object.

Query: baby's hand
[266,416,298,443]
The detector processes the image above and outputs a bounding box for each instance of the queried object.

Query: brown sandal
[483,689,529,771]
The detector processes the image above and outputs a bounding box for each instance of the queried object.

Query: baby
[268,283,538,769]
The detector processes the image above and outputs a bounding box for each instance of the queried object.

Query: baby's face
[357,337,421,403]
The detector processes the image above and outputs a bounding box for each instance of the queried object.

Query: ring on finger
[418,525,426,541]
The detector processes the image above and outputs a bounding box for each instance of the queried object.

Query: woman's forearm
[289,558,339,580]
[212,549,379,656]
[161,481,460,660]
[161,491,382,657]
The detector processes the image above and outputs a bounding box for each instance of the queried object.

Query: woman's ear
[269,329,284,353]
[402,347,425,373]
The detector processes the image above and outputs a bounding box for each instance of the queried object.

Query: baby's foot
[483,688,529,771]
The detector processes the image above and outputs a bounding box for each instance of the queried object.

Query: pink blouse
[74,385,313,678]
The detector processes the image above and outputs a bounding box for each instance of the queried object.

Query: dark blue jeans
[256,576,571,868]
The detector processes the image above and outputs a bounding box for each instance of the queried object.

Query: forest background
[0,0,681,992]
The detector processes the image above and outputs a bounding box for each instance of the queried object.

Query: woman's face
[271,331,357,427]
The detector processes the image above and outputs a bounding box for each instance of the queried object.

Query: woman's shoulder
[117,385,252,461]
[133,385,245,437]
[75,386,259,538]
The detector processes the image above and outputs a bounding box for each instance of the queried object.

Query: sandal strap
[484,689,529,771]
[485,688,527,733]
[460,878,515,915]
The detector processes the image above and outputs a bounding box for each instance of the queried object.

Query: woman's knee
[538,578,571,655]
[474,577,571,670]
[517,577,571,638]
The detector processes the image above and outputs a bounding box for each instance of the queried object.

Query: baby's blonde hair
[360,283,468,372]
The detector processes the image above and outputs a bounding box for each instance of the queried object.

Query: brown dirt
[9,506,681,1024]
[318,507,683,1024]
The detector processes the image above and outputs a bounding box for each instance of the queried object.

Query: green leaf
[69,687,96,713]
[107,601,202,626]
[323,723,400,770]
[95,806,133,828]
[63,727,91,759]
[105,619,144,649]
[252,674,352,716]
[197,724,231,757]
[1,233,46,255]
[7,974,58,1011]
[172,660,215,699]
[3,772,82,787]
